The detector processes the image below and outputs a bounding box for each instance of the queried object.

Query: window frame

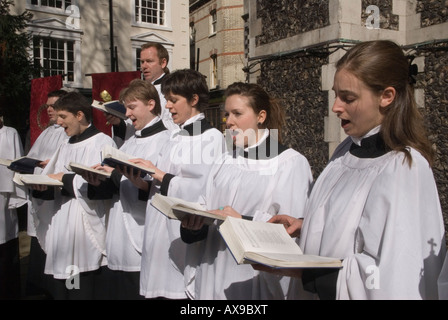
[33,36,76,83]
[27,0,76,15]
[132,0,172,31]
[27,18,83,88]
[210,54,218,89]
[209,9,217,36]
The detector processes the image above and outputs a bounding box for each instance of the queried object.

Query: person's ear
[147,99,156,112]
[76,111,85,122]
[160,58,168,69]
[257,110,267,127]
[190,94,199,108]
[380,87,396,108]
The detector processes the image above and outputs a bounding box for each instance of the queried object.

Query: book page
[220,217,342,268]
[226,217,303,255]
[151,193,207,220]
[68,162,111,179]
[102,145,133,162]
[0,158,13,167]
[17,174,63,186]
[101,145,155,175]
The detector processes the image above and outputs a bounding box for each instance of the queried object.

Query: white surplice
[26,124,68,236]
[31,130,116,279]
[153,74,177,131]
[191,131,313,300]
[140,115,225,299]
[0,126,27,244]
[106,118,170,271]
[300,145,446,300]
[27,124,68,164]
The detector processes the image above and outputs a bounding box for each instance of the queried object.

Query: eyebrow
[332,87,358,96]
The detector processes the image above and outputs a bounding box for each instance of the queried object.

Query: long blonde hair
[336,40,434,166]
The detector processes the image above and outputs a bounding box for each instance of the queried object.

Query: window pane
[33,36,75,83]
[137,0,164,25]
[37,0,70,9]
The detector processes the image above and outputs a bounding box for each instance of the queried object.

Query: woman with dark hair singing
[269,40,446,300]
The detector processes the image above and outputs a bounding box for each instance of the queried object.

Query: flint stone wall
[253,0,448,240]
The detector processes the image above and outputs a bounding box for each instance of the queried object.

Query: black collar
[349,133,388,158]
[138,120,167,138]
[179,118,213,136]
[69,125,100,144]
[153,74,166,86]
[233,135,289,160]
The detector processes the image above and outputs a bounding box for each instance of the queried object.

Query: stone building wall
[419,45,448,242]
[257,53,329,179]
[248,0,448,239]
[256,0,330,46]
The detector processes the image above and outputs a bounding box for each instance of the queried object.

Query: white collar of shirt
[244,129,270,152]
[351,125,381,146]
[135,116,161,137]
[180,113,205,130]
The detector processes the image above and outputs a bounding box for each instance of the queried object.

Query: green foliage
[0,0,39,132]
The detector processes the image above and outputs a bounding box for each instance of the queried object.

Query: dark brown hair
[336,40,434,166]
[161,69,209,112]
[53,92,92,123]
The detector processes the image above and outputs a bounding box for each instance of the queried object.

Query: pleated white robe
[300,147,446,300]
[106,119,170,271]
[140,115,225,299]
[0,126,27,244]
[26,124,68,236]
[31,130,116,279]
[190,133,313,300]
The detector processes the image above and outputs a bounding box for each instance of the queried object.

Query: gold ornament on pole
[100,90,112,102]
[100,90,113,125]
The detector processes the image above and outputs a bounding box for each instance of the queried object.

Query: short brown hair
[119,79,161,116]
[53,92,92,123]
[141,42,170,74]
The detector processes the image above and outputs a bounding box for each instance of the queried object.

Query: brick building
[190,0,245,130]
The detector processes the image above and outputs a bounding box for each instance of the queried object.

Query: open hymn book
[219,217,342,269]
[101,145,155,177]
[151,193,225,225]
[91,100,127,120]
[14,173,63,187]
[0,156,43,174]
[67,162,111,181]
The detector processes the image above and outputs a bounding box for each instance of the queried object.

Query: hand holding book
[268,214,303,238]
[218,217,342,269]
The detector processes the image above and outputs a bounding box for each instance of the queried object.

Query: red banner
[91,71,142,136]
[29,75,63,146]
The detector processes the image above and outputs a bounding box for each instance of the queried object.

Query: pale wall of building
[11,0,189,90]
